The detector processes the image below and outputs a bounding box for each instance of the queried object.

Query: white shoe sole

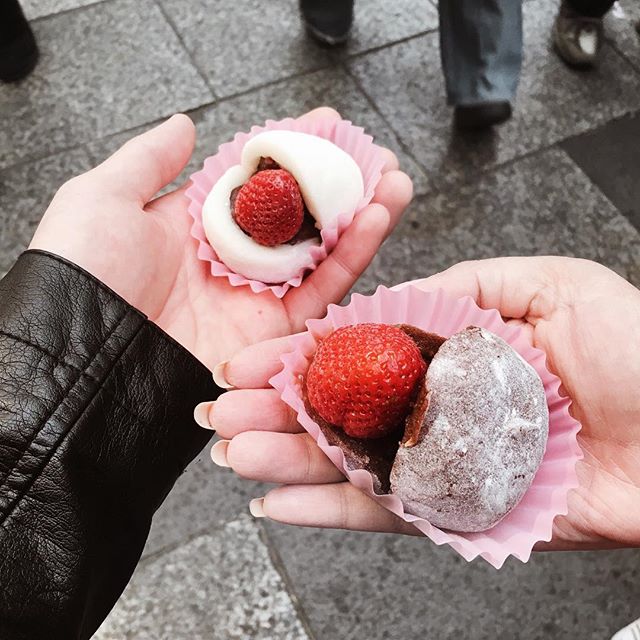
[611,618,640,640]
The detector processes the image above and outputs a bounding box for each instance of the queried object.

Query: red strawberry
[305,323,426,439]
[233,169,304,246]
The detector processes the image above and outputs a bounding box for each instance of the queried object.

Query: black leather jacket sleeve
[0,250,219,640]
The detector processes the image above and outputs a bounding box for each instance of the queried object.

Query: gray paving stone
[96,518,310,640]
[561,112,640,232]
[607,0,640,69]
[338,0,438,57]
[157,0,438,99]
[22,0,105,20]
[86,67,430,196]
[0,148,93,276]
[156,0,334,98]
[263,522,640,640]
[349,0,640,190]
[143,442,269,558]
[0,0,212,170]
[356,147,640,297]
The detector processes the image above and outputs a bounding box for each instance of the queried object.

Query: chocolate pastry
[306,398,400,493]
[390,327,548,532]
[306,325,549,533]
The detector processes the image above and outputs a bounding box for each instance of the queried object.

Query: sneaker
[552,0,603,68]
[0,0,39,82]
[299,0,354,47]
[454,101,512,130]
[611,617,640,640]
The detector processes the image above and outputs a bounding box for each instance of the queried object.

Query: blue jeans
[439,0,523,106]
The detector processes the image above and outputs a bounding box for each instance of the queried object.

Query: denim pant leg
[439,0,523,106]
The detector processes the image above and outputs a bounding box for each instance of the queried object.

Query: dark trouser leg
[0,0,39,82]
[299,0,354,44]
[439,0,523,106]
[566,0,616,18]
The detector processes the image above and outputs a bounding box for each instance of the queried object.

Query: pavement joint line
[209,29,439,102]
[0,141,89,177]
[341,60,430,179]
[484,104,640,183]
[256,520,319,640]
[340,27,439,63]
[137,516,320,639]
[30,0,111,23]
[137,515,254,567]
[607,38,640,76]
[151,0,219,100]
[559,138,640,246]
[0,98,219,176]
[405,134,640,256]
[214,62,341,102]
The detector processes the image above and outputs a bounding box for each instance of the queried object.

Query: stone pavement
[3,1,640,638]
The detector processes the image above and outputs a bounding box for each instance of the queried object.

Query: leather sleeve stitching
[24,250,144,318]
[24,251,215,384]
[0,308,129,497]
[0,309,145,527]
[0,328,95,372]
[0,328,150,427]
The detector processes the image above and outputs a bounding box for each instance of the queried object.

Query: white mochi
[202,131,364,283]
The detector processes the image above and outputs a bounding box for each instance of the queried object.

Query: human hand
[202,257,640,550]
[30,108,412,369]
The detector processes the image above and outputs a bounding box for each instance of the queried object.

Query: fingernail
[249,498,265,518]
[194,402,215,429]
[213,360,234,390]
[210,440,230,467]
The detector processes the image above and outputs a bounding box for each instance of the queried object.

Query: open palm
[412,257,640,550]
[30,109,412,370]
[206,256,640,552]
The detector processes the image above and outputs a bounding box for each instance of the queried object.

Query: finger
[407,257,560,321]
[286,203,390,327]
[219,432,345,484]
[251,482,420,535]
[376,146,399,173]
[145,179,190,213]
[196,389,302,437]
[215,334,299,389]
[93,114,196,204]
[371,170,413,236]
[296,106,342,126]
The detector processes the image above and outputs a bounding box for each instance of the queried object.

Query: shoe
[0,0,39,82]
[611,617,640,640]
[552,0,603,68]
[454,102,512,130]
[299,0,354,47]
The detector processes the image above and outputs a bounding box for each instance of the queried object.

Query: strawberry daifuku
[302,321,549,533]
[201,130,364,284]
[305,324,427,439]
[233,169,304,247]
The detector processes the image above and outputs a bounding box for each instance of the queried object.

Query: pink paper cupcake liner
[269,285,583,569]
[185,116,387,298]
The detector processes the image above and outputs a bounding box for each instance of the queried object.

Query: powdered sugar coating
[390,327,549,532]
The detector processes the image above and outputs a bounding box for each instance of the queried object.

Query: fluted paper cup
[269,285,582,568]
[186,116,386,298]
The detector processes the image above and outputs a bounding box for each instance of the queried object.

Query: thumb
[402,256,565,320]
[94,113,196,203]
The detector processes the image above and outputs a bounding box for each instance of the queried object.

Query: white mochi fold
[202,130,364,283]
